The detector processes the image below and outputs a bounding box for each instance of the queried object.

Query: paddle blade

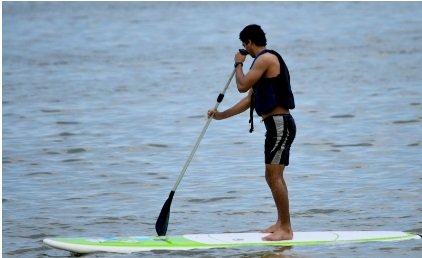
[155,191,175,236]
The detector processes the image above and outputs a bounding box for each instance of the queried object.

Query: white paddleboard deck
[43,231,421,254]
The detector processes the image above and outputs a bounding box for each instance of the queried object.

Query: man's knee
[265,164,284,183]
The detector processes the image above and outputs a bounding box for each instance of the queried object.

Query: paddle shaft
[171,68,236,191]
[156,49,248,236]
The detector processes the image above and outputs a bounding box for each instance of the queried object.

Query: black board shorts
[263,114,296,165]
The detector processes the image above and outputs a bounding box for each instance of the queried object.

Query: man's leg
[261,163,293,241]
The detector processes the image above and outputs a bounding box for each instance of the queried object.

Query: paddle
[155,49,248,236]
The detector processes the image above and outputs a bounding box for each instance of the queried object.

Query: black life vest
[249,50,295,133]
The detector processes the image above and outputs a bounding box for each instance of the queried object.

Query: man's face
[242,40,253,57]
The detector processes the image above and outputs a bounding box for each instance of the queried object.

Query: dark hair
[239,24,267,47]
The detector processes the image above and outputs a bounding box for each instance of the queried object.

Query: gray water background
[2,2,422,257]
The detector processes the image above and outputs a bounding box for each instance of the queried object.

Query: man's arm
[208,90,252,120]
[235,53,269,93]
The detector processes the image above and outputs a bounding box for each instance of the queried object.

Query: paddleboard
[43,231,420,254]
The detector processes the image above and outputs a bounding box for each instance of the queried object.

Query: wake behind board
[43,231,420,254]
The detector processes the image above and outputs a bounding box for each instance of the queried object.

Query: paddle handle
[171,68,236,191]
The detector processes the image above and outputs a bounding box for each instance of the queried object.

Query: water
[3,2,421,257]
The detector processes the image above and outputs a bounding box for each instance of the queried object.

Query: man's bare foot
[261,224,280,233]
[262,228,293,241]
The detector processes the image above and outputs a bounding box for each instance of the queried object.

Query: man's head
[239,24,267,47]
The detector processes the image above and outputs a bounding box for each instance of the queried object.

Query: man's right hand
[207,109,223,120]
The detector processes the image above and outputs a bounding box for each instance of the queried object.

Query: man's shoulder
[258,51,280,66]
[264,49,282,59]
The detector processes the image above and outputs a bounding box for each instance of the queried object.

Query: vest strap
[249,93,255,133]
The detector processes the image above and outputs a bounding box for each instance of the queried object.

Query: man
[207,24,296,241]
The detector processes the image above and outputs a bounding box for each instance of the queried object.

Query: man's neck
[251,46,267,58]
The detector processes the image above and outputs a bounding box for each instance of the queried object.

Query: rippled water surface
[3,2,422,257]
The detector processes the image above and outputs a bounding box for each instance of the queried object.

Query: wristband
[234,62,243,68]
